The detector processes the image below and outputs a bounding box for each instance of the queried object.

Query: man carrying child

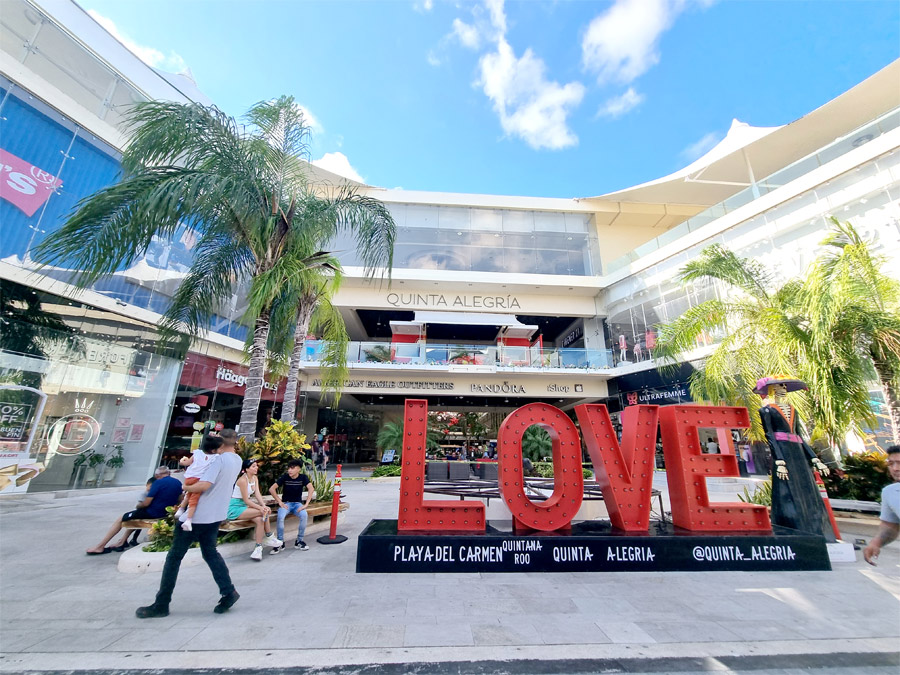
[268,459,314,554]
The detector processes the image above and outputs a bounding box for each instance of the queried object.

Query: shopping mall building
[1,0,898,492]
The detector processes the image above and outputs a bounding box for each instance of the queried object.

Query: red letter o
[497,403,584,532]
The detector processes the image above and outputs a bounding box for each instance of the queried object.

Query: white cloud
[312,152,366,183]
[680,131,722,161]
[465,0,584,150]
[295,104,324,135]
[582,0,687,85]
[452,18,481,50]
[597,87,644,118]
[88,9,187,73]
[427,50,442,67]
[413,0,434,12]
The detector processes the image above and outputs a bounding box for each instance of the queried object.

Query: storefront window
[0,282,181,492]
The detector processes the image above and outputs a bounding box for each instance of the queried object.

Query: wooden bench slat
[123,502,347,532]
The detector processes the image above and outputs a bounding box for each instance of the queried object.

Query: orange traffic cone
[814,470,842,540]
[317,464,348,545]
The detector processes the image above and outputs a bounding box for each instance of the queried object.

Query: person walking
[136,430,243,618]
[864,445,900,565]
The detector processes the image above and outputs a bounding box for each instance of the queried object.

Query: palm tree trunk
[280,301,315,423]
[872,359,900,444]
[239,311,271,441]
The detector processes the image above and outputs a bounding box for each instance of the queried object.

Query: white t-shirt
[880,482,900,524]
[706,441,719,454]
[192,452,242,525]
[184,449,219,480]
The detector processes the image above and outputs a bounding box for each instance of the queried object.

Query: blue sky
[84,0,898,199]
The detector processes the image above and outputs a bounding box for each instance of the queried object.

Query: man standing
[864,445,900,565]
[86,466,181,555]
[136,430,243,617]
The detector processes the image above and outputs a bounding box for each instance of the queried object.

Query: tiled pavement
[0,477,897,673]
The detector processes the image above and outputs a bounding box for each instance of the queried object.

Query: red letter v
[574,404,659,532]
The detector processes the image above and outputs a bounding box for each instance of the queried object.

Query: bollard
[317,464,347,545]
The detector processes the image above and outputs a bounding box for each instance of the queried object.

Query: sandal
[86,548,113,555]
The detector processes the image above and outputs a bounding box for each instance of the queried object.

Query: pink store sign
[0,148,63,217]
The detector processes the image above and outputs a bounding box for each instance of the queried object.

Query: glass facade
[603,147,900,363]
[327,203,601,276]
[0,76,249,342]
[0,281,182,492]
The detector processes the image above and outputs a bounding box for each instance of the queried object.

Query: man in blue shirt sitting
[86,466,183,555]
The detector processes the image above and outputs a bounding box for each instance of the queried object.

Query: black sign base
[356,519,831,573]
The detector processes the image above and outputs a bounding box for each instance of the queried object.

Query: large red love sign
[397,399,770,534]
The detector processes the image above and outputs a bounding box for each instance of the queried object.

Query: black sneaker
[135,604,169,619]
[213,590,240,614]
[294,540,309,551]
[269,543,285,555]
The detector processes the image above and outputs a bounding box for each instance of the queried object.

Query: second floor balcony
[302,341,614,372]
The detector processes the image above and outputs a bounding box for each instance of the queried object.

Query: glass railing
[303,341,614,370]
[604,108,900,274]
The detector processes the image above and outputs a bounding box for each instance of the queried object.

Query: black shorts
[122,508,156,521]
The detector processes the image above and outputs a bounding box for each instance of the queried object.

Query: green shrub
[533,462,593,480]
[372,464,403,477]
[143,506,251,552]
[738,479,773,506]
[822,451,891,502]
[237,420,312,492]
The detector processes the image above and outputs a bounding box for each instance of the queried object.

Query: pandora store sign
[307,375,607,398]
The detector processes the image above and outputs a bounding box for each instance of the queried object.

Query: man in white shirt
[864,445,900,565]
[136,430,244,617]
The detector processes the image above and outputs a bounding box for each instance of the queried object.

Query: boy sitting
[268,459,314,554]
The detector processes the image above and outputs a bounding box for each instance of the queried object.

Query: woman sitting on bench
[226,458,281,561]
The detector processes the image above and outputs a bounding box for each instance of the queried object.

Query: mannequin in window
[644,329,657,360]
[633,339,643,362]
[618,334,627,362]
[756,376,834,541]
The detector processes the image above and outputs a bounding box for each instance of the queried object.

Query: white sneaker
[250,545,263,561]
[181,519,192,531]
[174,508,185,519]
[262,534,282,547]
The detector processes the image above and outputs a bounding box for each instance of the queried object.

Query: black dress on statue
[759,405,835,542]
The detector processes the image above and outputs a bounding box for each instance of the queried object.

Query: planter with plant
[144,506,250,552]
[102,446,125,484]
[363,345,391,363]
[371,464,403,478]
[76,451,107,484]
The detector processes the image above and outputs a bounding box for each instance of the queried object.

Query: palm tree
[376,420,441,457]
[271,268,348,423]
[521,425,552,463]
[653,243,876,445]
[32,97,395,440]
[804,218,900,443]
